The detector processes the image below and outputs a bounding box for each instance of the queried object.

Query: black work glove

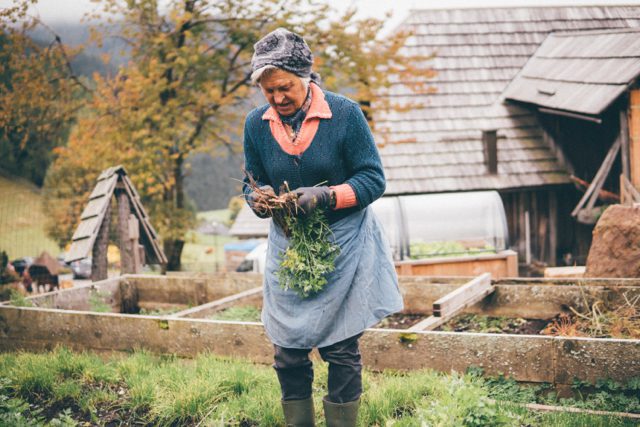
[247,185,276,218]
[294,186,331,218]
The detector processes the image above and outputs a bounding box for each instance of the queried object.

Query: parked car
[71,258,92,279]
[236,242,268,274]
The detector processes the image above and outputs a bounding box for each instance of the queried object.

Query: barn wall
[500,187,590,269]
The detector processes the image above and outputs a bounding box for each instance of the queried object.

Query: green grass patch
[409,240,496,259]
[181,231,238,272]
[0,348,637,426]
[208,305,262,322]
[0,175,60,259]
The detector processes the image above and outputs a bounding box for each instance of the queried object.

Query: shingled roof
[65,166,167,265]
[502,27,640,117]
[376,6,640,195]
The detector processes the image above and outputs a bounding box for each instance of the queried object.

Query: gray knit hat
[251,28,320,83]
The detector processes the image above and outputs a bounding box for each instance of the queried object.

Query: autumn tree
[0,0,87,185]
[45,0,431,271]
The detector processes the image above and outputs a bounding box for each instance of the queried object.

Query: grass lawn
[182,209,239,272]
[0,348,637,426]
[0,175,60,260]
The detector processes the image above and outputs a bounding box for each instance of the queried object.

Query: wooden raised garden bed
[395,249,518,278]
[1,273,638,389]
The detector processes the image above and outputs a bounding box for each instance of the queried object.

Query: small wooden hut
[65,166,166,281]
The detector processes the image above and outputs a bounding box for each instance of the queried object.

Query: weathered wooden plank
[554,337,640,384]
[1,305,639,385]
[127,273,262,306]
[571,138,620,217]
[65,238,94,264]
[171,287,263,319]
[71,216,101,241]
[362,329,555,382]
[401,281,640,319]
[21,277,121,311]
[544,266,585,278]
[80,196,110,220]
[407,315,449,332]
[396,251,517,278]
[408,274,493,331]
[89,174,118,200]
[433,273,493,317]
[0,306,273,363]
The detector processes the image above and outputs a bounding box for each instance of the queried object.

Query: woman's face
[259,69,307,116]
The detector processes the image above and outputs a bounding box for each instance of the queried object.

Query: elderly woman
[243,28,403,427]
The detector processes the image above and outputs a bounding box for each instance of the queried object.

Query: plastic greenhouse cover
[371,191,508,259]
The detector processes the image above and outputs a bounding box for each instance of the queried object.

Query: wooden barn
[376,6,640,268]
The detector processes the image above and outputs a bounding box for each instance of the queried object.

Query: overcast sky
[2,0,638,29]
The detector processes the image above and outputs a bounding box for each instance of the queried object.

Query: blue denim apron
[261,207,403,349]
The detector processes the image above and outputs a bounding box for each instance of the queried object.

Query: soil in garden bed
[375,313,427,329]
[374,313,550,334]
[437,313,550,335]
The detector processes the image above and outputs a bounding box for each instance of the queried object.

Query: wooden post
[629,89,640,189]
[91,202,110,282]
[129,215,142,273]
[620,108,631,181]
[119,279,139,314]
[116,187,133,274]
[548,191,558,267]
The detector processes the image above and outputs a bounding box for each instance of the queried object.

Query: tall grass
[0,348,636,426]
[0,175,59,259]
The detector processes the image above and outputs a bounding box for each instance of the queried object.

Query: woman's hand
[247,185,276,218]
[294,186,331,218]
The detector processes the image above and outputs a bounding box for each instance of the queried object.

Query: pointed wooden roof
[65,166,167,265]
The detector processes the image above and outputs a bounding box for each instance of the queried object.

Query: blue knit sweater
[242,90,386,224]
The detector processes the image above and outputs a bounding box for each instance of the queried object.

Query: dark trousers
[273,333,363,404]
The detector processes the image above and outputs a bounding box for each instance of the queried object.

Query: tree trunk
[163,238,184,272]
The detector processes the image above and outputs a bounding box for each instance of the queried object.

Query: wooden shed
[376,6,640,269]
[502,27,640,232]
[65,166,167,280]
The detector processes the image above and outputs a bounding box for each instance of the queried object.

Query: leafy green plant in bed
[409,240,496,259]
[209,306,262,322]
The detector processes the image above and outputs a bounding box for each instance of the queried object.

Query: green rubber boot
[281,397,316,427]
[322,398,359,427]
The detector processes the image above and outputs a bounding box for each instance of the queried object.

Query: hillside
[0,174,60,259]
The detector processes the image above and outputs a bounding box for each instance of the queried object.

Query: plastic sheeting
[371,191,508,260]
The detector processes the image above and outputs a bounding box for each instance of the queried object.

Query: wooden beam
[571,138,620,217]
[170,287,263,319]
[548,191,558,267]
[3,305,639,385]
[407,314,449,332]
[116,188,133,274]
[91,202,110,282]
[629,89,640,188]
[622,174,640,204]
[433,273,493,317]
[409,273,494,332]
[620,107,631,180]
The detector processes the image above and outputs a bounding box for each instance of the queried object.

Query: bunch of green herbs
[277,209,340,298]
[244,174,340,299]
